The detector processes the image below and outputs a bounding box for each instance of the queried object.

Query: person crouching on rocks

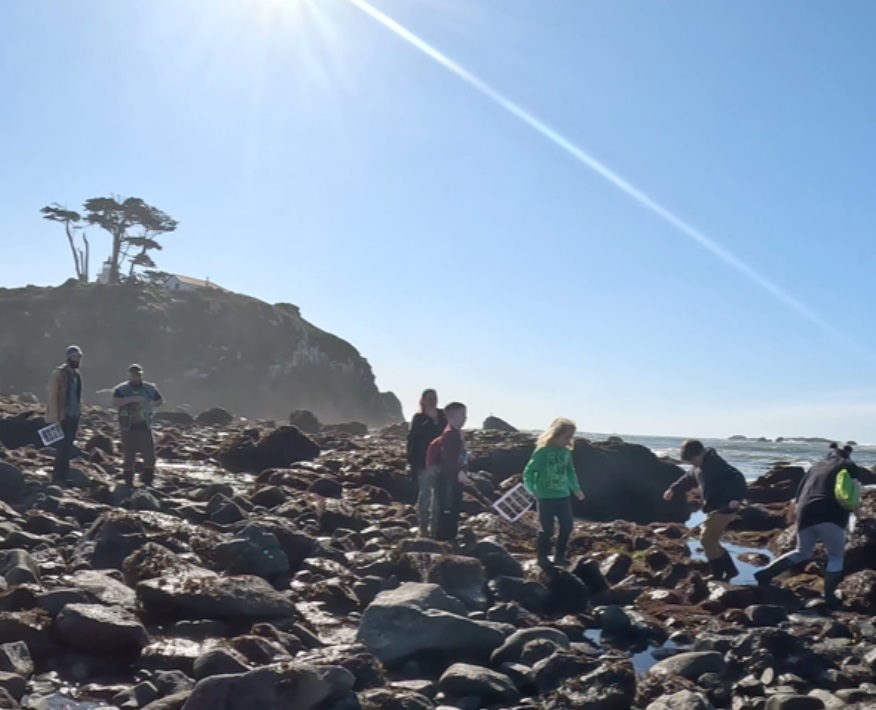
[112,364,164,487]
[427,402,470,543]
[754,445,863,609]
[522,417,584,567]
[406,389,446,535]
[663,439,747,581]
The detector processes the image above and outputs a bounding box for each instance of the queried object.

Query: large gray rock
[70,569,138,610]
[647,690,714,710]
[138,574,298,621]
[356,583,510,667]
[468,540,524,578]
[550,660,637,708]
[0,642,33,679]
[427,556,488,611]
[438,663,520,705]
[181,663,354,710]
[366,582,468,616]
[215,524,290,579]
[491,627,571,666]
[0,550,40,587]
[648,652,725,680]
[54,603,149,656]
[193,648,251,680]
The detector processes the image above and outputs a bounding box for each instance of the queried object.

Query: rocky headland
[0,395,875,709]
[0,282,402,426]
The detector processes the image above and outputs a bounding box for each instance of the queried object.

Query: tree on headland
[40,204,90,282]
[83,196,178,284]
[41,196,178,284]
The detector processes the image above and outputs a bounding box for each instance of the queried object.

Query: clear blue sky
[3,0,876,440]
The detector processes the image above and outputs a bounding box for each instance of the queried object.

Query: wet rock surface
[1,395,876,707]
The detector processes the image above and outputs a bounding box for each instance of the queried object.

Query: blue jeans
[776,522,846,573]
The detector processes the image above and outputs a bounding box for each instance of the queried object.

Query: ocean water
[583,434,876,480]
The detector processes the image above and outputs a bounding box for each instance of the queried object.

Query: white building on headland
[96,259,112,285]
[164,274,228,293]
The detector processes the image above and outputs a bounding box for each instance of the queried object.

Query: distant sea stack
[0,281,402,426]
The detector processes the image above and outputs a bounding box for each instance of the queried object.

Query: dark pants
[52,418,79,484]
[537,497,574,561]
[433,476,463,542]
[121,427,156,485]
[416,467,437,536]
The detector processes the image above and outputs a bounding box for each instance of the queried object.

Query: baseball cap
[65,345,82,358]
[128,364,143,374]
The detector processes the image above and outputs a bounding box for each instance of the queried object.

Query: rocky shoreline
[1,395,876,709]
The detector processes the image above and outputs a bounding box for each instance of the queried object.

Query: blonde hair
[536,417,577,449]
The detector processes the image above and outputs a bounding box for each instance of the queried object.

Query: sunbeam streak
[345,0,867,355]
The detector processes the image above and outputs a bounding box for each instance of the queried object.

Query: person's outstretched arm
[664,469,696,501]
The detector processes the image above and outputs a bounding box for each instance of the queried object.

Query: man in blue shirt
[112,364,163,487]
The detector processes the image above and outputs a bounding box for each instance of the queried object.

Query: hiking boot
[537,533,551,566]
[553,555,568,567]
[824,571,843,610]
[722,551,739,582]
[123,470,134,487]
[753,555,796,587]
[706,557,726,581]
[142,468,155,487]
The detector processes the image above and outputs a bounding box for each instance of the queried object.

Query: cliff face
[0,281,403,426]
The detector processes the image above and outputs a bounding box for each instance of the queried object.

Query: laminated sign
[38,423,65,446]
[493,482,536,522]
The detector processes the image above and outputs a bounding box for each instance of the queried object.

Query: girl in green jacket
[522,417,584,566]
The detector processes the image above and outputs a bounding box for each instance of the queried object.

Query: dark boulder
[54,603,149,657]
[289,410,321,435]
[438,663,520,705]
[155,411,196,426]
[747,465,806,504]
[84,433,114,456]
[195,408,234,427]
[426,555,488,611]
[193,648,251,680]
[181,663,354,710]
[218,427,320,474]
[356,583,508,667]
[137,574,299,621]
[0,464,24,505]
[0,411,45,450]
[466,540,523,579]
[482,416,518,433]
[215,524,291,580]
[307,478,343,499]
[322,422,368,437]
[468,432,689,524]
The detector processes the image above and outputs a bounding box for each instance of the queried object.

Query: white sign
[38,423,65,446]
[492,482,536,522]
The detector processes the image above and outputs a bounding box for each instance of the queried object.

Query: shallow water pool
[686,510,775,585]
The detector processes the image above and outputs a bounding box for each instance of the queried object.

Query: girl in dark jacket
[406,389,446,535]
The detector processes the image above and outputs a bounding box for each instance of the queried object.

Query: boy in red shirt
[425,402,470,542]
